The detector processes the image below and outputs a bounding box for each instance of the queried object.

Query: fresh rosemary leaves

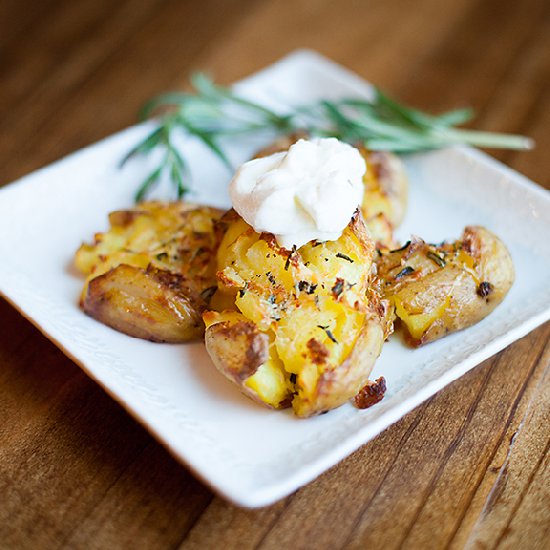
[122,73,533,202]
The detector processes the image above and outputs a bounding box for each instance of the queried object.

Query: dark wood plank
[459,351,550,549]
[506,74,550,187]
[0,0,259,184]
[0,300,212,549]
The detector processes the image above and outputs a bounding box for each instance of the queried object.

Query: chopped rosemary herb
[395,266,415,280]
[331,278,345,297]
[238,282,248,297]
[290,373,297,384]
[297,280,317,294]
[390,240,411,253]
[426,250,446,268]
[317,324,338,344]
[200,286,217,301]
[284,245,297,271]
[268,294,276,304]
[336,252,354,263]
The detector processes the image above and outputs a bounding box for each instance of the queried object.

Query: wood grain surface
[1,0,549,548]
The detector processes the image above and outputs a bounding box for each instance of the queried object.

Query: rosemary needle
[121,73,533,202]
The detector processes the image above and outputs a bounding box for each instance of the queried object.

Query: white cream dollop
[229,138,366,250]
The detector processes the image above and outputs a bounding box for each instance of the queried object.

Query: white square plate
[1,50,549,507]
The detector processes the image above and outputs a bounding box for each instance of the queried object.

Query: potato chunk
[376,226,514,346]
[75,202,222,341]
[358,148,408,249]
[204,209,391,417]
[359,148,408,227]
[84,264,205,342]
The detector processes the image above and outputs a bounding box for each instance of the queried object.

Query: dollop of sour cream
[229,138,366,250]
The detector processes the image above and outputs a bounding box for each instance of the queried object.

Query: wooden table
[1,0,549,548]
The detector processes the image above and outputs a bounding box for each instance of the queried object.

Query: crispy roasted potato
[203,209,391,417]
[84,264,205,342]
[75,201,221,283]
[359,148,408,228]
[75,201,222,341]
[358,148,408,249]
[376,226,514,346]
[254,137,408,249]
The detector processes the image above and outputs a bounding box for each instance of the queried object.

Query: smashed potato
[75,201,222,341]
[203,209,391,417]
[84,264,205,342]
[358,148,408,249]
[376,226,514,346]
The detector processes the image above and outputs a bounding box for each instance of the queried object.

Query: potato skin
[75,201,222,342]
[359,148,408,229]
[84,264,205,342]
[376,226,514,346]
[203,311,291,408]
[204,317,269,383]
[204,209,391,417]
[292,301,385,416]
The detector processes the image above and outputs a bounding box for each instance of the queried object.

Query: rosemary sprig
[122,73,533,201]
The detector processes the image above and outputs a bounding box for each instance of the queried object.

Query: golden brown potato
[376,226,514,346]
[359,148,408,228]
[75,201,222,284]
[75,202,222,341]
[361,211,397,251]
[84,264,205,342]
[203,209,391,417]
[203,311,288,408]
[254,137,408,250]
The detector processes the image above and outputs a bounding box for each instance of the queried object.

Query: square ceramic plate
[1,50,549,508]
